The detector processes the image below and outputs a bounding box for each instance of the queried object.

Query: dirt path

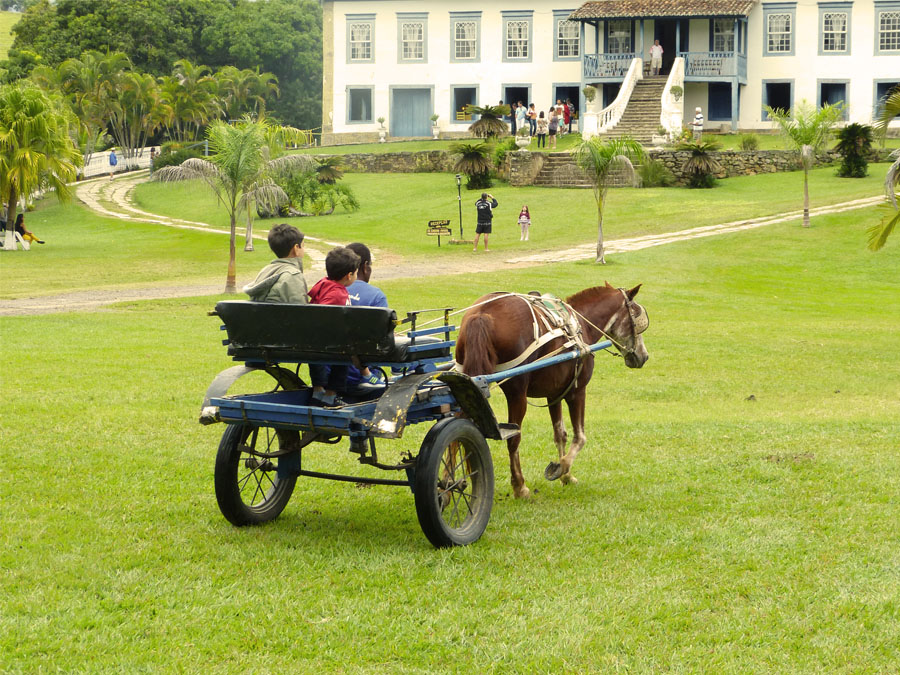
[0,173,885,316]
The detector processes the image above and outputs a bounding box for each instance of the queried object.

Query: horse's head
[610,284,649,368]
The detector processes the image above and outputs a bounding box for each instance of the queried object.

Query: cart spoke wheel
[215,424,298,526]
[415,419,494,547]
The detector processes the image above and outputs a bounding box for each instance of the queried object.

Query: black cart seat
[214,301,453,366]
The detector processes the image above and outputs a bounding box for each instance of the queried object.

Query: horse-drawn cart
[200,300,614,547]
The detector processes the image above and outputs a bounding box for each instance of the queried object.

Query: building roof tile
[570,0,758,20]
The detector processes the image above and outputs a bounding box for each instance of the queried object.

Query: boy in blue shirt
[345,242,388,388]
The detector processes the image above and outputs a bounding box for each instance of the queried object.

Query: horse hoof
[515,486,531,499]
[544,462,563,481]
[561,473,578,485]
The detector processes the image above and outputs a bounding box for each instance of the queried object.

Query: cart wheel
[414,418,494,547]
[215,424,298,526]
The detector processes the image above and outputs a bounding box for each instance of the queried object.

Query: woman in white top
[535,111,549,148]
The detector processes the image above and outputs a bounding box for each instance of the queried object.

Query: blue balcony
[583,51,747,84]
[679,52,747,83]
[582,53,637,81]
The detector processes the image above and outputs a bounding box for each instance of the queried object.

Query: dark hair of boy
[325,247,360,280]
[267,223,304,258]
[346,242,371,270]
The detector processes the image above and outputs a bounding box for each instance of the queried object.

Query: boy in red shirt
[308,247,360,406]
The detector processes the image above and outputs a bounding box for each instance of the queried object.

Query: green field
[129,163,891,263]
[1,180,899,670]
[0,10,20,60]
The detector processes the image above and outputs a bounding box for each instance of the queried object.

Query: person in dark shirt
[473,193,498,252]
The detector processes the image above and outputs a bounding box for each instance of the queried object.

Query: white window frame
[875,2,900,53]
[346,14,375,64]
[451,14,480,63]
[712,18,735,52]
[763,3,796,56]
[398,12,428,64]
[554,10,580,61]
[607,20,633,54]
[346,86,374,124]
[502,11,533,63]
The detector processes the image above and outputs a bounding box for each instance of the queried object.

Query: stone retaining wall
[507,148,896,187]
[327,150,457,173]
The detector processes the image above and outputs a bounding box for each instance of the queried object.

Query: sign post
[426,220,452,246]
[456,174,464,240]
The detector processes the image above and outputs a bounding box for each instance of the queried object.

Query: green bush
[152,147,205,170]
[738,133,760,151]
[638,158,676,188]
[493,137,518,168]
[835,123,874,178]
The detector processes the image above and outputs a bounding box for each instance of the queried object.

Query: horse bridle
[616,288,649,353]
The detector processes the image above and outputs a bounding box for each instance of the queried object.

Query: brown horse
[455,283,649,498]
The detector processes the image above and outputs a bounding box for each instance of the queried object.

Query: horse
[455,283,649,498]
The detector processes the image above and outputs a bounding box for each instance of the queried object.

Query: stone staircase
[532,152,593,188]
[603,76,667,144]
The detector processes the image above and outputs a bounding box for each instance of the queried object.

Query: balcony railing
[680,51,747,80]
[583,52,637,80]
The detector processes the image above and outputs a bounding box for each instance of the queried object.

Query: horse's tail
[461,314,498,376]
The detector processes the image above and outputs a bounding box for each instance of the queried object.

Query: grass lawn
[1,197,899,669]
[0,10,20,60]
[131,163,892,260]
[0,201,269,299]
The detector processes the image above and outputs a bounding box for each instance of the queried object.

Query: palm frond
[152,157,219,182]
[867,202,900,251]
[264,153,318,176]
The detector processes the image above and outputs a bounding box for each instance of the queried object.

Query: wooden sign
[426,219,452,246]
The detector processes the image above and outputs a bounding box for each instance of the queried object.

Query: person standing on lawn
[473,192,498,252]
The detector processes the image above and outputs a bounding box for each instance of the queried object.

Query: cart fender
[436,371,504,440]
[199,365,306,425]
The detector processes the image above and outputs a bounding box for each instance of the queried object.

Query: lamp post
[456,173,463,240]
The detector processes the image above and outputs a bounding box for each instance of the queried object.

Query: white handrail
[581,58,643,140]
[660,57,685,139]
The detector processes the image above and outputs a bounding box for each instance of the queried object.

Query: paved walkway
[0,172,886,315]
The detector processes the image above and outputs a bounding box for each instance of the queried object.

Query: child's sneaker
[362,371,385,386]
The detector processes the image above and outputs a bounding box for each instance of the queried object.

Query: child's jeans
[309,364,348,394]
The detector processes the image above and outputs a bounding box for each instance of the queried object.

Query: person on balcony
[650,40,664,76]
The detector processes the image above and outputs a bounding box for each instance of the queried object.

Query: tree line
[1,0,322,131]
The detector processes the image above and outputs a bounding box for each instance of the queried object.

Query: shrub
[152,147,204,170]
[638,158,675,187]
[738,133,760,151]
[492,137,518,168]
[677,138,723,189]
[835,123,875,178]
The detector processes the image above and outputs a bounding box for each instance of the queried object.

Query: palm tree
[835,123,875,178]
[315,156,344,184]
[152,118,316,292]
[464,104,510,139]
[765,100,844,227]
[676,138,723,188]
[0,82,82,250]
[449,141,493,190]
[868,87,900,250]
[574,136,645,263]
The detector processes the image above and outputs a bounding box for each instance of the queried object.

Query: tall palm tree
[464,104,510,139]
[765,100,843,227]
[152,118,316,292]
[868,87,900,250]
[107,71,168,163]
[0,82,82,250]
[574,136,645,264]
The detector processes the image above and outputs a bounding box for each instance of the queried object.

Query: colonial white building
[320,0,900,144]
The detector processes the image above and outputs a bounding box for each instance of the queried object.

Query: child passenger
[517,205,531,241]
[307,246,360,406]
[242,223,308,303]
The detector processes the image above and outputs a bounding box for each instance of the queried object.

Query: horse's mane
[565,285,614,308]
